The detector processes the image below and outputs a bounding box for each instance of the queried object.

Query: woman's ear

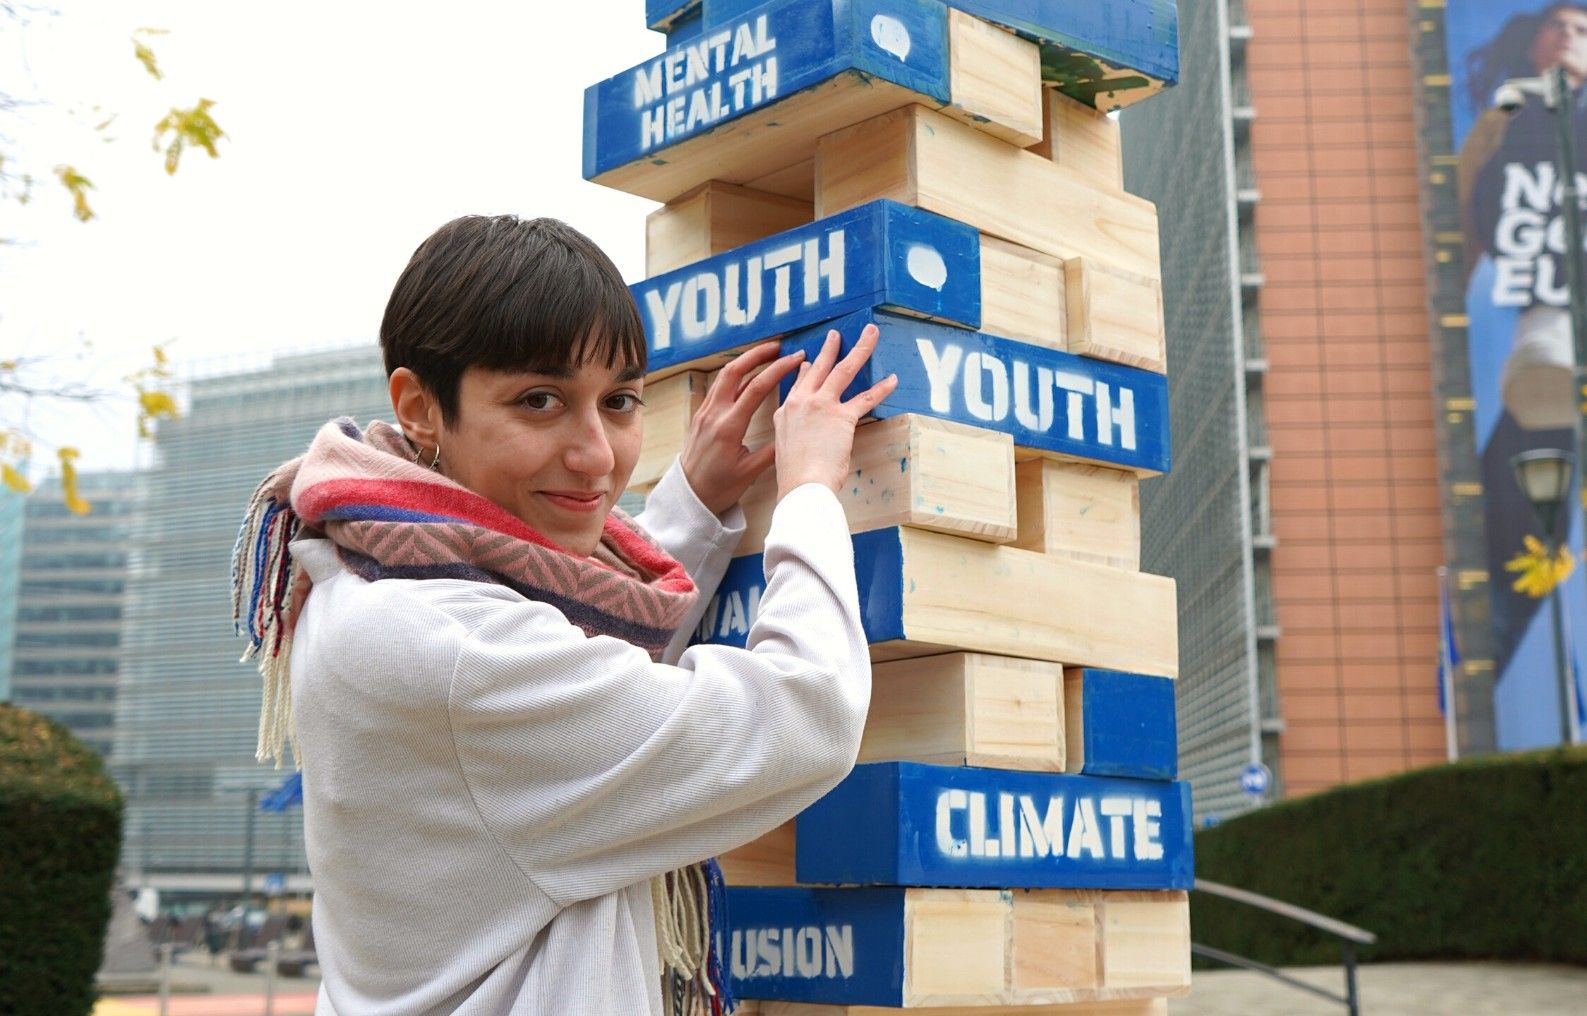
[389,367,443,452]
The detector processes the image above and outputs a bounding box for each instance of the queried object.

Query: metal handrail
[1192,877,1377,1016]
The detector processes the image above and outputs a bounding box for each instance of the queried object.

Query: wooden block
[734,414,1017,557]
[1065,258,1167,374]
[815,104,1161,286]
[633,200,981,381]
[780,308,1171,476]
[646,0,701,33]
[698,0,1180,112]
[758,1002,1168,1015]
[946,9,1044,147]
[726,887,1009,1006]
[631,371,709,493]
[795,762,1194,891]
[720,820,798,886]
[726,886,1186,1007]
[646,182,813,277]
[587,0,1051,202]
[694,526,1179,677]
[1011,891,1099,995]
[1098,892,1190,992]
[979,235,1066,348]
[1064,670,1178,780]
[1029,89,1124,189]
[861,652,1064,772]
[1014,459,1140,569]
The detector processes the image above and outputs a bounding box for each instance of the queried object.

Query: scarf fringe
[231,475,303,770]
[654,858,736,1016]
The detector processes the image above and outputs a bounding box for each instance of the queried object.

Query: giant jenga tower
[584,2,1188,1012]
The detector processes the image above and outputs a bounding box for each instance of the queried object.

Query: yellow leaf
[57,447,91,515]
[132,38,163,80]
[2,462,31,494]
[54,165,96,222]
[1504,535,1576,598]
[153,99,225,175]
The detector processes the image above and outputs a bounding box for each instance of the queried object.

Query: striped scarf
[231,416,735,1015]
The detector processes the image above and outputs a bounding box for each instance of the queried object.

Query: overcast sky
[2,0,665,474]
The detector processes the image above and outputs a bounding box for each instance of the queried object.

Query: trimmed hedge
[1192,745,1587,967]
[0,704,124,1016]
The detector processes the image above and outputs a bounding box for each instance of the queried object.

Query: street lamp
[1511,448,1581,745]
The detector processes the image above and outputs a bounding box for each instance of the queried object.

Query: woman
[232,215,896,1015]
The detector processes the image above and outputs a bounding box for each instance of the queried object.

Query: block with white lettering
[698,1,1179,111]
[723,886,1011,1006]
[586,0,950,189]
[693,526,1178,677]
[795,762,1193,890]
[780,308,1171,475]
[1064,669,1178,781]
[632,200,979,378]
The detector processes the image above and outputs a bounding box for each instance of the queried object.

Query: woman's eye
[519,391,561,411]
[606,393,644,413]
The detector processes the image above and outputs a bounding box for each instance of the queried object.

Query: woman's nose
[564,409,616,476]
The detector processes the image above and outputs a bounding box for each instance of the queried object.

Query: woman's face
[1531,7,1587,82]
[438,359,644,557]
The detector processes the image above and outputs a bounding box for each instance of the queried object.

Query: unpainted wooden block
[647,181,814,277]
[630,370,710,494]
[1013,459,1141,570]
[861,652,1064,772]
[902,889,1010,1004]
[1065,258,1167,374]
[1028,88,1124,190]
[946,9,1044,148]
[719,820,798,886]
[979,235,1066,349]
[1011,891,1099,996]
[734,414,1018,557]
[815,105,1162,286]
[1098,892,1191,993]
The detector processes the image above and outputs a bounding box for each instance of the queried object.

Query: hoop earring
[428,442,442,472]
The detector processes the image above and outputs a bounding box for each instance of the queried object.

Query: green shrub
[1192,745,1587,967]
[0,704,124,1016]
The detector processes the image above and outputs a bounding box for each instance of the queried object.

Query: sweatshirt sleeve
[447,482,869,907]
[633,457,747,665]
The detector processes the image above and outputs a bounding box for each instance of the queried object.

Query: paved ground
[1169,961,1587,1015]
[95,954,1587,1015]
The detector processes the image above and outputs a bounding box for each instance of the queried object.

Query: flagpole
[1438,567,1460,763]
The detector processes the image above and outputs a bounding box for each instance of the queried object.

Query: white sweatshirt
[289,462,870,1015]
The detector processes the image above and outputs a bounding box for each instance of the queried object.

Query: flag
[1438,574,1461,716]
[258,771,303,812]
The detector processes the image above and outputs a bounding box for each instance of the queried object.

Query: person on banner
[230,214,897,1015]
[1460,3,1587,429]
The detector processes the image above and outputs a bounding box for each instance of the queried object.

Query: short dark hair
[380,215,646,424]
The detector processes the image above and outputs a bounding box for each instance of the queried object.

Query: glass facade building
[113,345,389,892]
[6,471,139,757]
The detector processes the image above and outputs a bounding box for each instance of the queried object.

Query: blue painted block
[949,2,1179,107]
[697,0,1179,109]
[647,0,703,32]
[691,528,904,649]
[795,761,1193,890]
[666,8,706,42]
[1067,669,1178,780]
[780,309,1171,475]
[632,200,980,377]
[585,0,951,180]
[723,887,908,1005]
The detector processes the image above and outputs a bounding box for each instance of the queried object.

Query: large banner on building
[1447,0,1587,748]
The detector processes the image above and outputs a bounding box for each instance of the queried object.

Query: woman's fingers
[799,329,843,392]
[844,372,899,420]
[725,349,804,428]
[821,323,880,396]
[708,340,783,408]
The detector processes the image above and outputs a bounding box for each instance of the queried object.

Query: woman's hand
[678,341,807,516]
[774,323,897,501]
